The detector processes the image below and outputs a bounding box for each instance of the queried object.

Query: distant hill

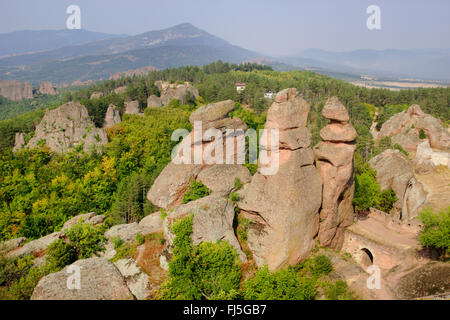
[282,48,450,80]
[0,23,261,84]
[0,29,123,57]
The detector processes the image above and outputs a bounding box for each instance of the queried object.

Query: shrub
[229,192,240,203]
[376,189,397,213]
[112,236,124,249]
[46,239,77,272]
[311,254,333,277]
[182,181,211,204]
[321,280,356,300]
[234,177,243,190]
[419,129,426,139]
[136,233,144,246]
[418,207,450,260]
[64,222,106,259]
[159,215,242,300]
[242,266,316,300]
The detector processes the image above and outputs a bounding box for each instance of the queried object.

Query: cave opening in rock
[360,248,374,268]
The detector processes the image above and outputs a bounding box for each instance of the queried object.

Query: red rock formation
[314,96,357,249]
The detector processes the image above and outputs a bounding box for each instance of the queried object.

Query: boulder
[105,221,158,244]
[31,258,134,300]
[313,97,357,249]
[61,212,105,232]
[392,262,450,299]
[103,104,121,129]
[124,100,140,115]
[377,104,450,151]
[414,140,450,174]
[0,237,27,252]
[164,192,246,262]
[147,163,204,209]
[369,149,427,220]
[114,258,150,300]
[189,100,235,125]
[321,96,350,122]
[138,212,163,232]
[8,232,62,258]
[26,102,108,153]
[238,89,322,270]
[0,80,33,101]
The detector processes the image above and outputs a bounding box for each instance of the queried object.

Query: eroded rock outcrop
[149,81,199,107]
[163,192,246,261]
[313,96,357,249]
[39,81,57,95]
[238,88,322,270]
[124,100,141,115]
[103,104,121,129]
[61,212,105,232]
[12,132,25,153]
[31,258,134,300]
[377,105,450,151]
[414,140,449,174]
[26,102,108,153]
[0,80,33,101]
[114,258,150,300]
[369,149,427,220]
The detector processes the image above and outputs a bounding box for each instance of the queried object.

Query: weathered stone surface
[196,164,252,193]
[31,258,134,300]
[314,97,357,249]
[266,88,310,130]
[0,237,27,252]
[114,258,150,300]
[314,142,356,167]
[105,221,159,244]
[39,81,57,95]
[8,232,62,258]
[124,100,140,115]
[147,162,204,209]
[320,123,358,142]
[104,104,121,129]
[189,100,235,125]
[322,96,350,122]
[164,192,246,261]
[62,212,105,231]
[237,89,322,270]
[393,262,450,299]
[0,80,32,101]
[12,132,25,153]
[147,95,162,108]
[138,212,163,233]
[369,149,427,220]
[26,102,108,153]
[414,140,450,174]
[378,104,450,151]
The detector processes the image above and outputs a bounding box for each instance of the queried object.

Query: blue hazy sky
[0,0,449,56]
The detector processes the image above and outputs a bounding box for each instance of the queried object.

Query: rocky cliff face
[147,81,199,107]
[0,80,33,101]
[238,88,322,270]
[26,102,108,153]
[109,65,158,80]
[377,105,450,151]
[38,81,57,95]
[314,96,357,249]
[369,149,427,220]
